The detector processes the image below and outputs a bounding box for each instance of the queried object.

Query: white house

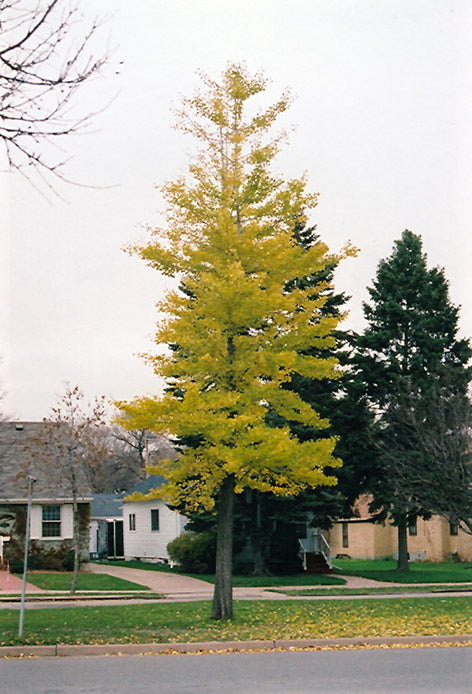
[123,476,187,562]
[0,421,92,562]
[89,493,124,559]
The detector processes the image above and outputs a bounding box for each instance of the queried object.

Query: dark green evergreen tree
[237,221,374,575]
[357,230,472,570]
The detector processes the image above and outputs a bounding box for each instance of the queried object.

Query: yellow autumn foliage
[118,64,356,512]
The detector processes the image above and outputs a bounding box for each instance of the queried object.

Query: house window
[342,522,349,548]
[408,518,417,536]
[42,505,61,537]
[151,509,160,532]
[129,513,136,531]
[450,522,458,536]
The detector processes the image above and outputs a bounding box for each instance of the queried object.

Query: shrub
[167,531,216,573]
[5,539,76,573]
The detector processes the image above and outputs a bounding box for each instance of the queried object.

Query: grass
[1,597,471,647]
[233,574,346,587]
[269,585,472,597]
[90,558,472,587]
[25,572,148,592]
[333,559,472,583]
[92,560,174,573]
[91,561,345,587]
[191,573,346,587]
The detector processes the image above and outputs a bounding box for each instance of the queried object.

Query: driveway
[0,569,42,594]
[83,562,214,597]
[84,563,279,600]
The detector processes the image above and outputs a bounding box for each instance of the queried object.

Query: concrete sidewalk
[84,563,401,599]
[0,569,42,594]
[84,563,277,601]
[85,562,408,593]
[2,564,471,607]
[84,562,214,596]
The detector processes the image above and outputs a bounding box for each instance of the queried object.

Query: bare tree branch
[0,0,111,190]
[374,377,472,534]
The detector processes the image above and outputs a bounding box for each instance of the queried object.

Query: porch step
[304,552,332,574]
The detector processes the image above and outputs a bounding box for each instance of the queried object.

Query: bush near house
[5,539,75,574]
[167,531,216,574]
[3,502,90,573]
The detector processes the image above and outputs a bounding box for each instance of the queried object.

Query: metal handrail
[319,531,332,569]
[299,530,332,569]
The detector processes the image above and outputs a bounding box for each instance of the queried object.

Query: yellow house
[327,496,472,562]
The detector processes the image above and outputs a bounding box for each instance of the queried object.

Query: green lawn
[191,573,346,587]
[26,572,148,592]
[92,560,174,573]
[91,558,472,586]
[333,559,472,583]
[91,561,345,587]
[1,597,471,647]
[270,585,472,597]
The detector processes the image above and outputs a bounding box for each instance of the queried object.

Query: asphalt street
[0,646,470,694]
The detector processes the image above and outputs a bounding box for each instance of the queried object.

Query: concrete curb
[1,634,472,658]
[0,593,164,603]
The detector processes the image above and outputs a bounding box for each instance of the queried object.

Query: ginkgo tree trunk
[119,65,355,620]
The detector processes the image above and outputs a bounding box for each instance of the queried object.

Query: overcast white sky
[1,0,472,420]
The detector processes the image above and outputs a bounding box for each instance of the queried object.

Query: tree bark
[396,514,409,572]
[70,497,79,595]
[251,536,272,576]
[211,475,235,620]
[250,493,272,576]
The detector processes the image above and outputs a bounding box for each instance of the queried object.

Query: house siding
[30,503,74,541]
[330,521,393,560]
[328,513,472,562]
[123,499,186,561]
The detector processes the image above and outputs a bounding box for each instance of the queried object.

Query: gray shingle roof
[91,493,124,518]
[125,474,167,496]
[0,421,92,501]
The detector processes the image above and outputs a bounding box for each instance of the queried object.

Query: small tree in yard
[119,65,355,619]
[105,426,177,492]
[357,231,472,571]
[23,385,108,593]
[381,373,472,537]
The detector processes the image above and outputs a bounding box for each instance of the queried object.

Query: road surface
[0,646,470,693]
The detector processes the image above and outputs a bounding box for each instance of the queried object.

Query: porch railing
[312,529,331,569]
[298,529,332,570]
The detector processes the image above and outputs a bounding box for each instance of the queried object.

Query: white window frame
[151,508,160,532]
[42,505,61,538]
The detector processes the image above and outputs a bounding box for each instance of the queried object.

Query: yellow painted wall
[329,515,472,562]
[450,525,472,562]
[374,522,396,558]
[328,521,385,559]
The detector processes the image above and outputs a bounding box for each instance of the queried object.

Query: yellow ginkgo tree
[118,65,355,620]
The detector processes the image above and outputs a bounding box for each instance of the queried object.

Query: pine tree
[118,65,354,618]
[240,220,373,576]
[357,230,471,570]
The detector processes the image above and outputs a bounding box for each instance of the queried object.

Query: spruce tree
[241,221,373,576]
[357,230,471,570]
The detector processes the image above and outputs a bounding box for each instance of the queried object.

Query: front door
[114,520,124,557]
[107,520,124,558]
[107,521,115,557]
